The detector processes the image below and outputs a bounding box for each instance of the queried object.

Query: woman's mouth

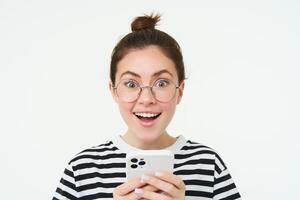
[133,112,161,127]
[134,112,161,119]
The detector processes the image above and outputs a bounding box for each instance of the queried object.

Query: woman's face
[110,45,184,144]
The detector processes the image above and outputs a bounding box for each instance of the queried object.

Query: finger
[142,184,159,192]
[134,188,171,200]
[154,171,185,189]
[114,178,146,196]
[124,190,145,200]
[140,174,178,197]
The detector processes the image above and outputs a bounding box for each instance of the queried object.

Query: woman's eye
[124,81,138,88]
[155,79,169,88]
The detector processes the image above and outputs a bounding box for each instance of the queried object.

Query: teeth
[134,112,159,118]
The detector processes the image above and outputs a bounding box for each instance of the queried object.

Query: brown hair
[110,14,185,85]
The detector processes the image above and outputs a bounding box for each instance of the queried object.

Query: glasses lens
[116,79,140,102]
[152,79,177,102]
[116,79,178,103]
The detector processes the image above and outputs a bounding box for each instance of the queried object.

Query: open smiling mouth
[133,112,162,120]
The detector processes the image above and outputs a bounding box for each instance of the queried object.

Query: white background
[1,0,299,199]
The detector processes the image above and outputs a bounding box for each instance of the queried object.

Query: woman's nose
[137,87,156,105]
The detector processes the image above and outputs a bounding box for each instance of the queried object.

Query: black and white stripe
[53,137,241,200]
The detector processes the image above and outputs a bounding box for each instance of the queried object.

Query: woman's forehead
[116,46,177,80]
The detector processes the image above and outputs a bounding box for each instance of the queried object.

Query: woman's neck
[121,131,176,150]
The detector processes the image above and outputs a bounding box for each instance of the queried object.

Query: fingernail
[155,171,163,177]
[134,188,144,195]
[140,174,150,183]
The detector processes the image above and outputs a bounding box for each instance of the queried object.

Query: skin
[113,171,185,200]
[110,45,185,199]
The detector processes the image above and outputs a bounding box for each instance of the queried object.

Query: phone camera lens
[131,164,138,169]
[131,158,138,163]
[138,161,146,166]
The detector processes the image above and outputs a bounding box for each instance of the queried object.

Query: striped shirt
[53,135,241,200]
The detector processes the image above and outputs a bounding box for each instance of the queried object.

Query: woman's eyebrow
[152,69,174,78]
[120,71,140,79]
[120,69,174,79]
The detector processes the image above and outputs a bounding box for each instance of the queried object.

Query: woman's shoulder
[67,139,125,166]
[180,138,217,153]
[178,137,228,171]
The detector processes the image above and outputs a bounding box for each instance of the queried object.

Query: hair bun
[131,14,161,32]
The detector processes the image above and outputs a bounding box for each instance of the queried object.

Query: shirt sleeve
[52,162,79,200]
[213,153,241,200]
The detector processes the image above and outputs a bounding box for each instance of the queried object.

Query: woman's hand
[113,177,159,200]
[134,171,185,200]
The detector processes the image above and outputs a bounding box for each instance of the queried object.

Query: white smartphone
[126,150,174,180]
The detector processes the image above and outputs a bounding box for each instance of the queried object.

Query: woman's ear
[109,81,118,103]
[177,80,185,104]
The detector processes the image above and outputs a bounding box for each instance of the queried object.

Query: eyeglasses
[113,79,179,103]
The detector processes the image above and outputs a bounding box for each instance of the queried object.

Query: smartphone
[126,150,174,180]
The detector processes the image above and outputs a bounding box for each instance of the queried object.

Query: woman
[53,14,241,200]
